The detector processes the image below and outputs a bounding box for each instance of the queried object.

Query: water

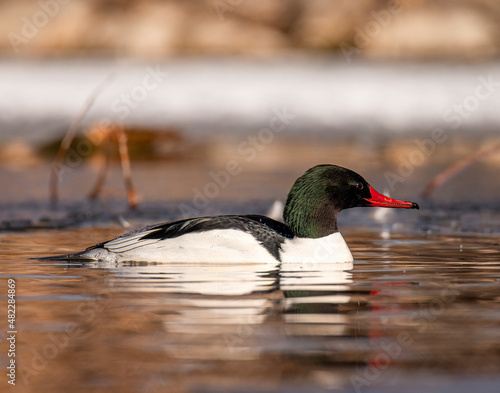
[2,215,500,392]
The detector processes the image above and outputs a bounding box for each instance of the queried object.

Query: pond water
[1,205,500,393]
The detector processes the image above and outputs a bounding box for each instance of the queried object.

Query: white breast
[280,232,353,264]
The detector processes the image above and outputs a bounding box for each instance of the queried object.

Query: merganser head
[283,164,419,238]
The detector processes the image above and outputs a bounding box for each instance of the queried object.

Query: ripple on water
[1,227,500,392]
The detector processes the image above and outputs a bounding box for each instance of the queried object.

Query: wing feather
[103,229,159,253]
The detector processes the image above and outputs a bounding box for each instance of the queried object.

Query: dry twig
[421,141,500,198]
[50,73,116,204]
[50,73,138,209]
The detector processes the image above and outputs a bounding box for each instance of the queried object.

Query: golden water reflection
[1,228,500,392]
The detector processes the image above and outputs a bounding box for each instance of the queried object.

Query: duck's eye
[355,182,364,190]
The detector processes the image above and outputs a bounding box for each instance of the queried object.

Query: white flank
[109,229,278,263]
[79,229,354,264]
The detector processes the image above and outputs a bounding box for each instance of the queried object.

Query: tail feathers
[29,251,98,262]
[29,247,116,262]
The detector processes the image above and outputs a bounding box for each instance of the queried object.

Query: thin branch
[88,130,112,201]
[116,124,138,209]
[50,73,116,205]
[421,141,500,198]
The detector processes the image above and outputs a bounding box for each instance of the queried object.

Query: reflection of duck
[83,259,352,296]
[96,260,355,362]
[37,165,418,263]
[108,261,281,296]
[78,260,354,359]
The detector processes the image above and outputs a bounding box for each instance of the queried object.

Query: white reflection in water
[83,260,353,296]
[280,262,353,338]
[280,261,353,291]
[109,261,280,295]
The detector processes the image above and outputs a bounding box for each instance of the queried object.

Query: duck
[37,164,418,264]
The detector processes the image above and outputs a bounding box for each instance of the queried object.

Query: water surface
[1,221,500,392]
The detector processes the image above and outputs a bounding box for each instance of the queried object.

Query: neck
[283,197,339,238]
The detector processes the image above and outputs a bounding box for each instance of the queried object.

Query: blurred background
[1,0,500,228]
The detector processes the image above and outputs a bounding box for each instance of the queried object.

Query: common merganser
[36,165,418,263]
